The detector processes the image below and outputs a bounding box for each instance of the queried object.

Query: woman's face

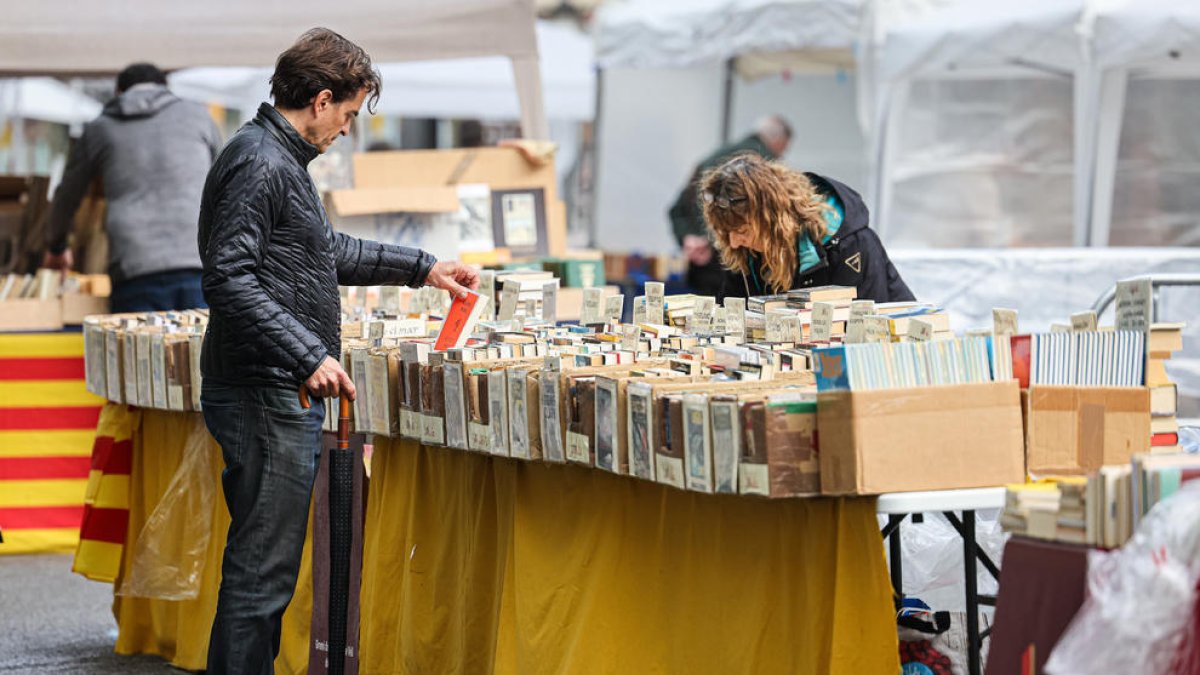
[726,221,763,252]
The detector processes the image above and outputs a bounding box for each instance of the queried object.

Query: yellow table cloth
[361,438,900,674]
[110,409,311,673]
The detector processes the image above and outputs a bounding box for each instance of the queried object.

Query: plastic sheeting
[890,247,1200,414]
[1045,482,1200,674]
[885,77,1076,247]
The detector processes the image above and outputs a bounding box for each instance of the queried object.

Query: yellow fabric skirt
[360,438,900,674]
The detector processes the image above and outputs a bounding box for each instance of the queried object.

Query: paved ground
[0,554,179,674]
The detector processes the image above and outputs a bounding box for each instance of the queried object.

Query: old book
[443,360,468,449]
[349,348,372,433]
[466,369,491,452]
[627,382,656,480]
[655,394,686,489]
[540,370,565,463]
[487,369,510,456]
[565,376,596,466]
[710,395,741,494]
[122,331,139,405]
[150,333,168,410]
[682,393,713,493]
[594,376,622,474]
[105,329,124,403]
[420,360,446,446]
[507,366,538,460]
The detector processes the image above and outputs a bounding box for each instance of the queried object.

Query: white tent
[0,78,101,126]
[866,0,1090,248]
[595,0,862,71]
[1087,0,1200,246]
[169,22,594,122]
[0,0,549,139]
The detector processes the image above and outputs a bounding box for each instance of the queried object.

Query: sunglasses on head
[702,190,748,212]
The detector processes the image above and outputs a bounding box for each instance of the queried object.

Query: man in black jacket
[198,28,478,673]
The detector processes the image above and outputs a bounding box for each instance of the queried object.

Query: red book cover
[1010,334,1032,389]
[1151,432,1180,447]
[434,291,484,351]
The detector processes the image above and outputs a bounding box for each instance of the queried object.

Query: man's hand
[426,261,480,300]
[682,234,714,267]
[41,250,74,274]
[304,356,356,401]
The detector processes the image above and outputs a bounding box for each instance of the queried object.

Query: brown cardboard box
[62,292,109,324]
[818,381,1025,495]
[1024,386,1151,475]
[0,298,63,331]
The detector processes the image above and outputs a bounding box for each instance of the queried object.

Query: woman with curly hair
[700,153,914,303]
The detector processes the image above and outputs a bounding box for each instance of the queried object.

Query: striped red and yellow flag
[0,333,105,555]
[73,402,139,582]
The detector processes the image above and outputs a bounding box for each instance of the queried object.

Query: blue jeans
[110,269,205,313]
[201,381,324,674]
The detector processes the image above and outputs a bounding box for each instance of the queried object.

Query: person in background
[198,28,478,672]
[44,63,221,312]
[700,153,914,304]
[669,115,792,296]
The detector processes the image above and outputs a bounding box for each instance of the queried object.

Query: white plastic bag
[1046,482,1200,674]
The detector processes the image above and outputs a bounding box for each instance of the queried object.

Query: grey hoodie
[48,83,221,283]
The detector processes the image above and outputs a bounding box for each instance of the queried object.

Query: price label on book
[479,270,496,310]
[724,297,746,342]
[811,302,835,342]
[765,311,786,343]
[541,282,558,323]
[993,308,1018,336]
[633,296,647,325]
[1115,278,1152,335]
[864,315,890,343]
[785,316,804,344]
[581,287,604,324]
[846,300,874,343]
[693,297,715,334]
[498,281,519,321]
[646,282,665,325]
[908,318,934,342]
[621,324,642,351]
[1070,311,1097,332]
[605,295,624,324]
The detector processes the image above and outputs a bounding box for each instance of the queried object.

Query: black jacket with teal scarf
[717,173,915,304]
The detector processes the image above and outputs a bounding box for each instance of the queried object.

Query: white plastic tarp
[594,0,862,70]
[169,22,594,122]
[1087,0,1200,247]
[890,247,1200,414]
[0,0,549,139]
[867,0,1090,249]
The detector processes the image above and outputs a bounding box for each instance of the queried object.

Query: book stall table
[80,404,903,673]
[877,488,1007,675]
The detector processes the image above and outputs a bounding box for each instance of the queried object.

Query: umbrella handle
[299,387,311,409]
[338,397,351,449]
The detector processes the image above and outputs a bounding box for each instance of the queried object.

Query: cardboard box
[0,298,63,331]
[62,293,109,325]
[1024,386,1151,475]
[818,381,1025,495]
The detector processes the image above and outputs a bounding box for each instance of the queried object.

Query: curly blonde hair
[700,154,832,294]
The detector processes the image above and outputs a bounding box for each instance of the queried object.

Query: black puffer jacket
[719,173,915,304]
[199,103,435,387]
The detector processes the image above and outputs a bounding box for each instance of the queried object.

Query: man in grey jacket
[44,63,221,312]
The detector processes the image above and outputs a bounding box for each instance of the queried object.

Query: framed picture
[491,188,548,256]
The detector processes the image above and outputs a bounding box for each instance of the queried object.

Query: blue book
[813,345,851,392]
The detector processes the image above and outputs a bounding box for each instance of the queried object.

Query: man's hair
[270,28,382,113]
[756,115,793,145]
[116,63,167,93]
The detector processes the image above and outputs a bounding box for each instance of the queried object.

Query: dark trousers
[201,381,324,674]
[110,269,206,313]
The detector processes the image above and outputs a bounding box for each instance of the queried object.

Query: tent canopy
[1091,0,1200,71]
[169,22,594,121]
[0,78,101,125]
[594,0,862,70]
[0,0,548,139]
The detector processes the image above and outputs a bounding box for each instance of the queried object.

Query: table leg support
[885,514,905,603]
[961,509,981,675]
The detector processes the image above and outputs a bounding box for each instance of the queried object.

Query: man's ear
[313,89,334,114]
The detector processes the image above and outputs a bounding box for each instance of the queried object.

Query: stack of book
[813,336,996,391]
[1132,452,1200,524]
[1147,323,1185,452]
[1002,472,1132,548]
